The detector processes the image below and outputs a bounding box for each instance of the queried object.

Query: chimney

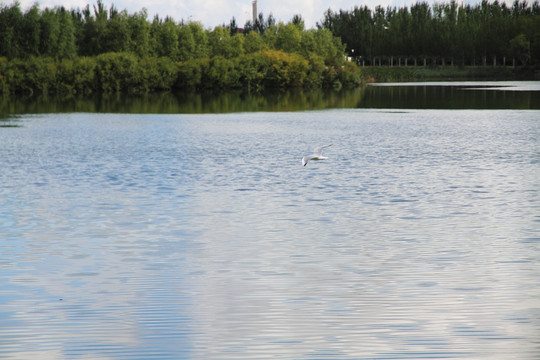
[252,0,257,23]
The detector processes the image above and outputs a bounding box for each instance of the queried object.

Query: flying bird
[302,144,333,166]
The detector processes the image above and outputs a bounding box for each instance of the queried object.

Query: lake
[1,82,539,359]
[1,81,539,116]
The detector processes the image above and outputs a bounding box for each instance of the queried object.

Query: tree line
[1,0,537,94]
[320,0,540,67]
[0,1,362,94]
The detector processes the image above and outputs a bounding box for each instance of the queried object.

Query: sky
[16,0,484,29]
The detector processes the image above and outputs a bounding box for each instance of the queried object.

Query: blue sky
[18,0,488,29]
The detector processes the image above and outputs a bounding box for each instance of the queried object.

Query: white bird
[302,144,333,166]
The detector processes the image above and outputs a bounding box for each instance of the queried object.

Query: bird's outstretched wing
[314,144,332,156]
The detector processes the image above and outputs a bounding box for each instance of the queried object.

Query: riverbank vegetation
[0,1,360,94]
[359,65,535,82]
[0,0,538,95]
[0,50,362,94]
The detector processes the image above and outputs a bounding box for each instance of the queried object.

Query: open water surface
[1,83,539,359]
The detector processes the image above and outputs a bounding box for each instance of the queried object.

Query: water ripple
[1,110,539,359]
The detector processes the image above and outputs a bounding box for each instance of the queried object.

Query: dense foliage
[0,1,362,94]
[1,0,538,94]
[320,0,540,67]
[0,50,363,94]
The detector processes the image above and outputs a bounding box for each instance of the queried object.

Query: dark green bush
[95,52,138,92]
[0,51,364,94]
[7,57,57,94]
[57,57,97,94]
[176,58,205,90]
[137,57,178,92]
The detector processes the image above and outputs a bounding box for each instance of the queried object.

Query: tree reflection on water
[1,82,539,118]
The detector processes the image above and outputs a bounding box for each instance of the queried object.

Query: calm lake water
[1,80,539,116]
[1,82,539,359]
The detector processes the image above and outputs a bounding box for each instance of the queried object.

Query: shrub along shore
[2,53,534,96]
[0,51,364,95]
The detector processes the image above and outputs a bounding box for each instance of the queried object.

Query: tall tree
[0,3,23,58]
[56,7,76,58]
[150,16,179,59]
[128,9,150,57]
[21,4,41,57]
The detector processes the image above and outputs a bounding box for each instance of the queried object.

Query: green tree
[21,5,41,57]
[188,22,209,58]
[208,26,244,58]
[228,17,238,36]
[151,16,179,59]
[313,28,346,65]
[244,12,276,34]
[275,22,302,53]
[177,23,196,61]
[39,7,59,57]
[176,58,204,89]
[0,3,23,58]
[410,2,432,64]
[77,2,107,55]
[38,7,76,58]
[291,14,305,30]
[352,6,374,62]
[103,6,130,53]
[510,33,530,64]
[95,52,138,92]
[243,31,266,53]
[387,7,412,63]
[128,9,151,57]
[203,56,238,88]
[56,7,77,58]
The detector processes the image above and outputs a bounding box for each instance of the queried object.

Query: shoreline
[360,65,539,83]
[1,53,536,97]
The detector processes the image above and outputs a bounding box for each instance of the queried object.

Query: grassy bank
[360,66,538,83]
